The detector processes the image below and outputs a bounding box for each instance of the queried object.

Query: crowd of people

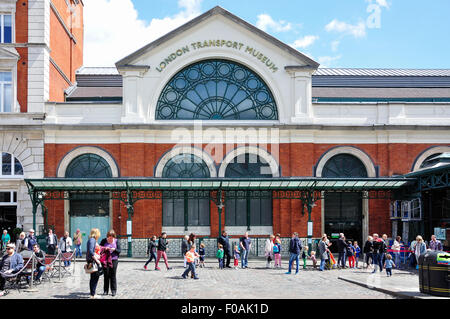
[0,226,447,298]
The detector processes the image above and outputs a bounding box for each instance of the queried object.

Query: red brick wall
[43,142,448,238]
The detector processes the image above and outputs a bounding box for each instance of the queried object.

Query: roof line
[115,6,319,68]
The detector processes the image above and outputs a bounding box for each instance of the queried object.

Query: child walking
[310,251,317,269]
[347,241,356,268]
[144,236,157,270]
[198,243,206,268]
[273,239,282,268]
[353,241,361,269]
[216,244,224,269]
[182,244,199,279]
[302,246,309,269]
[384,254,396,277]
[233,245,240,269]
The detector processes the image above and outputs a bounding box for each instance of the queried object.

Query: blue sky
[83,0,450,68]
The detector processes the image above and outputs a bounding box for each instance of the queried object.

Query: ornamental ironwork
[322,154,368,178]
[65,153,113,178]
[162,154,211,178]
[156,59,278,120]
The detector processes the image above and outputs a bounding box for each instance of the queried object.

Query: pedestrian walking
[285,232,302,275]
[155,232,172,271]
[216,244,224,269]
[1,230,10,253]
[59,231,73,266]
[310,251,317,269]
[181,244,199,280]
[233,244,240,269]
[353,241,361,268]
[218,231,232,268]
[73,229,83,258]
[346,241,355,268]
[372,233,384,273]
[337,233,348,269]
[392,236,402,269]
[363,236,374,269]
[380,234,389,267]
[86,228,102,299]
[46,229,58,255]
[384,254,396,277]
[144,235,157,270]
[239,232,252,269]
[198,243,206,268]
[412,235,427,270]
[302,246,309,269]
[319,236,329,271]
[100,230,121,297]
[264,235,275,268]
[273,239,282,268]
[181,235,189,268]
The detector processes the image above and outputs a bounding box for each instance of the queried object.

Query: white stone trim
[161,226,210,236]
[218,145,279,177]
[224,226,273,236]
[56,146,119,178]
[411,146,450,171]
[315,146,376,178]
[154,146,217,178]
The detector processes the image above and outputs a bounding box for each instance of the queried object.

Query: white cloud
[83,0,203,66]
[331,40,340,52]
[325,19,366,38]
[317,55,342,68]
[366,0,390,8]
[291,35,319,49]
[256,14,292,33]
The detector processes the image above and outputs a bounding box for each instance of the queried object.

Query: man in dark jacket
[181,235,189,268]
[285,232,303,275]
[337,233,348,268]
[0,243,24,296]
[371,233,384,273]
[46,229,58,255]
[218,231,231,268]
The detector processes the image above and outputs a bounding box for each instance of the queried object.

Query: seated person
[0,244,24,297]
[31,244,46,283]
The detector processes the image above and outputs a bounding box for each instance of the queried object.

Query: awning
[25,177,415,192]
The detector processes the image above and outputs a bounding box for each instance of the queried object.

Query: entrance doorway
[324,192,363,252]
[69,194,110,247]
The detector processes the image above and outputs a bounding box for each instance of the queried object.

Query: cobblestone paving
[2,260,396,299]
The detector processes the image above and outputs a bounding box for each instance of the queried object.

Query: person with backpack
[372,234,384,273]
[363,236,374,269]
[346,241,356,268]
[273,238,282,268]
[285,232,302,275]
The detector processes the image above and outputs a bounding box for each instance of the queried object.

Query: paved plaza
[3,258,440,300]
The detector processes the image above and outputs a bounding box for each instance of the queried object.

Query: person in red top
[181,244,199,280]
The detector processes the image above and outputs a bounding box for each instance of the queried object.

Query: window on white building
[0,14,12,43]
[0,72,12,112]
[1,152,23,177]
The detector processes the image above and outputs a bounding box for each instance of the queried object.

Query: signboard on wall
[434,227,446,240]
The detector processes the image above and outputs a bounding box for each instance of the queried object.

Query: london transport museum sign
[156,39,279,73]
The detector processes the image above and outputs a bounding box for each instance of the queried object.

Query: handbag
[84,261,98,274]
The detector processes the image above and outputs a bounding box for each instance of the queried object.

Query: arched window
[322,154,368,178]
[1,152,23,177]
[322,154,368,247]
[225,154,273,227]
[162,154,210,227]
[65,154,112,178]
[65,153,112,217]
[156,59,278,120]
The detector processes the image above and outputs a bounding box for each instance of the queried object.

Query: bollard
[73,248,76,275]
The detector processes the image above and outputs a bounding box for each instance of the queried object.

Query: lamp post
[126,203,133,257]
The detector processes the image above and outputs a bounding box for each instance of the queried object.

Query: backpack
[273,244,280,253]
[346,246,354,256]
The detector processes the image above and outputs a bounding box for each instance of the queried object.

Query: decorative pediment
[116,6,319,71]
